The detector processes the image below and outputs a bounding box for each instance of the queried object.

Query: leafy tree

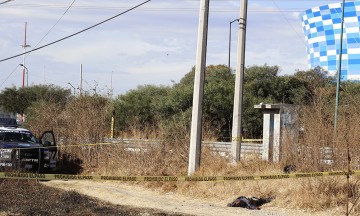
[244,64,279,99]
[164,65,235,139]
[272,75,308,104]
[113,85,170,132]
[164,73,194,116]
[113,65,235,139]
[0,87,21,113]
[293,66,336,104]
[242,65,281,138]
[112,64,340,140]
[202,65,234,139]
[0,85,71,114]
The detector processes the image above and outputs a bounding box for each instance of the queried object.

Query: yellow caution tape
[0,170,358,181]
[0,138,263,151]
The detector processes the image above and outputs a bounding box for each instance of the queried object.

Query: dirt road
[43,180,340,216]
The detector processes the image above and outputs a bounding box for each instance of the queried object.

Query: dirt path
[43,180,340,216]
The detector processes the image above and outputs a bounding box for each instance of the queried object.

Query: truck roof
[0,126,31,133]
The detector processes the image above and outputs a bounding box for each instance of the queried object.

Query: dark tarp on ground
[227,196,273,210]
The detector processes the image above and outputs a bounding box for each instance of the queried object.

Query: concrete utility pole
[188,0,209,175]
[231,0,248,162]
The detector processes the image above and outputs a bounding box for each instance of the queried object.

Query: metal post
[231,0,248,162]
[67,83,76,96]
[334,0,346,132]
[228,19,239,70]
[188,0,209,175]
[21,22,30,88]
[19,64,28,87]
[111,110,115,139]
[80,64,83,96]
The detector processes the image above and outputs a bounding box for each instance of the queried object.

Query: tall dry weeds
[23,88,360,214]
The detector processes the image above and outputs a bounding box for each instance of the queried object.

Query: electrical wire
[22,0,76,67]
[0,0,13,5]
[31,0,76,55]
[0,6,331,13]
[0,0,151,89]
[270,0,307,47]
[1,0,344,12]
[0,0,152,63]
[0,0,77,88]
[0,0,338,89]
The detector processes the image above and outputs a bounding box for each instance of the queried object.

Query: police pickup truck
[0,118,57,172]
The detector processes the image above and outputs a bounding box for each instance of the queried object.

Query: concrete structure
[254,104,298,162]
[231,0,248,162]
[300,1,360,80]
[188,0,209,175]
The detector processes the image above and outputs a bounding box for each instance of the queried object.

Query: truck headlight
[0,149,12,159]
[43,150,50,160]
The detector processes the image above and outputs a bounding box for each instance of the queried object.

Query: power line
[0,0,151,89]
[0,0,76,88]
[0,0,152,63]
[32,0,76,52]
[1,0,343,12]
[270,0,307,47]
[0,6,331,13]
[0,0,13,5]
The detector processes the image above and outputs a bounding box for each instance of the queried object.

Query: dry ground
[43,180,344,216]
[0,179,185,216]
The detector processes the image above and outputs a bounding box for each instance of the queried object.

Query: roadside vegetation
[1,64,360,214]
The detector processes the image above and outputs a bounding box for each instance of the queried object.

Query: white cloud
[0,0,328,95]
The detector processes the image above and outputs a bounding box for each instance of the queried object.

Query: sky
[0,0,345,97]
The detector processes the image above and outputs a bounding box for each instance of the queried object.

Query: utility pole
[21,22,30,88]
[231,0,248,162]
[334,0,346,133]
[79,64,83,95]
[188,0,209,175]
[110,71,113,98]
[111,110,116,139]
[43,66,46,83]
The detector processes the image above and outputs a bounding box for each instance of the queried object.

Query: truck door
[40,131,57,169]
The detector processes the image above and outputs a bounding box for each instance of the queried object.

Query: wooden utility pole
[231,0,248,162]
[188,0,209,175]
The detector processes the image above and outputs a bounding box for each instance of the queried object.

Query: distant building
[300,1,360,80]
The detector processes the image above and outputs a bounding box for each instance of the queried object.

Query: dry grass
[22,93,360,215]
[0,179,184,215]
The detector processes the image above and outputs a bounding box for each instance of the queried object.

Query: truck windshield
[0,131,37,144]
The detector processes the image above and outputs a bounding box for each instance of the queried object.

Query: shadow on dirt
[54,153,83,174]
[0,179,189,215]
